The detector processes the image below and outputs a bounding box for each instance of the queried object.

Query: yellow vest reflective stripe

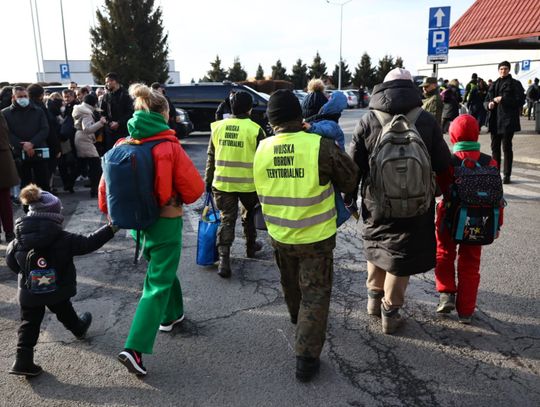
[211,117,260,192]
[253,132,337,244]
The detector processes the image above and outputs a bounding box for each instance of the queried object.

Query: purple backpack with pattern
[446,154,504,245]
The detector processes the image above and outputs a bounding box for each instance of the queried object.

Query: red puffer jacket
[98,130,204,215]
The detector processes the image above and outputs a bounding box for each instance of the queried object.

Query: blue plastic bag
[196,192,220,266]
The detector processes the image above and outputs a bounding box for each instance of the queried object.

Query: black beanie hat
[498,60,511,69]
[230,91,253,115]
[267,89,302,125]
[83,93,98,107]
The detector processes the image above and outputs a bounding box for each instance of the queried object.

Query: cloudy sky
[1,0,476,83]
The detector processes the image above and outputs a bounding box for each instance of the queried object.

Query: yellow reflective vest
[211,117,261,192]
[253,131,336,244]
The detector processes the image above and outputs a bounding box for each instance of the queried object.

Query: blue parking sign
[60,63,70,79]
[522,60,531,71]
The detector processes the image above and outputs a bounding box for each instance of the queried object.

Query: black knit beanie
[267,89,302,125]
[230,91,253,115]
[498,61,511,69]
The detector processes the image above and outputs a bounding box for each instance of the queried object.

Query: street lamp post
[59,0,70,79]
[327,0,352,90]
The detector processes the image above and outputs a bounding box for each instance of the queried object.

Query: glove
[343,194,359,220]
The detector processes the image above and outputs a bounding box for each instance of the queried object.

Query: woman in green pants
[98,83,204,375]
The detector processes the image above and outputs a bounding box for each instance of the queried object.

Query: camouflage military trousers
[272,235,336,358]
[213,189,259,248]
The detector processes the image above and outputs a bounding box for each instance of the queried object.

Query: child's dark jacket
[6,215,114,307]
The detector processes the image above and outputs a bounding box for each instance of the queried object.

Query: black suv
[165,82,269,132]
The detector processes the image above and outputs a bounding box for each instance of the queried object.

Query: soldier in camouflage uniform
[253,90,358,382]
[420,77,443,125]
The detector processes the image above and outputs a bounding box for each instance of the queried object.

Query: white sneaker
[159,314,185,332]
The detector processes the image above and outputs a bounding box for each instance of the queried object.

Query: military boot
[9,348,43,377]
[246,240,263,258]
[217,246,232,278]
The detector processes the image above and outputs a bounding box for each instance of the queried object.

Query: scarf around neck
[127,110,170,140]
[453,141,481,153]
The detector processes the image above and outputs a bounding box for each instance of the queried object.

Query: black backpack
[445,154,504,245]
[23,249,57,294]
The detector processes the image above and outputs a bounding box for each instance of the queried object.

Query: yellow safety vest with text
[211,117,260,192]
[253,132,336,245]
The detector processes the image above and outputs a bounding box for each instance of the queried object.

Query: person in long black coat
[486,61,525,184]
[347,68,451,334]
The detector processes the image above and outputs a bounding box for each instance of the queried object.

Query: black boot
[295,356,320,382]
[217,246,231,278]
[73,312,92,339]
[9,348,43,377]
[246,240,263,258]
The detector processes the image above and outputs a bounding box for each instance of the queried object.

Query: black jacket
[486,74,525,134]
[347,79,451,276]
[101,86,134,137]
[441,85,462,120]
[301,91,328,119]
[2,102,49,156]
[6,216,114,307]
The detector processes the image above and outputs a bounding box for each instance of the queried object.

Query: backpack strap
[372,110,393,128]
[405,107,422,124]
[477,153,492,166]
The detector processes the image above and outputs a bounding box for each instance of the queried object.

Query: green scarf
[453,141,480,153]
[127,110,170,139]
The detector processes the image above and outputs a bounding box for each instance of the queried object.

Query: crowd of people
[0,61,523,383]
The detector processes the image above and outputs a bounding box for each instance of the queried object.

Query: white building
[416,49,540,89]
[41,59,181,85]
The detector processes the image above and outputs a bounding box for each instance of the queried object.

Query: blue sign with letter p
[60,63,70,79]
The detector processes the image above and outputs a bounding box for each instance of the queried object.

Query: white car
[326,89,358,108]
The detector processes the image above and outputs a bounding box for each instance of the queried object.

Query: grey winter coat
[73,103,104,158]
[347,79,451,276]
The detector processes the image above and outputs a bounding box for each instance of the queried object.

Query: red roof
[450,0,540,49]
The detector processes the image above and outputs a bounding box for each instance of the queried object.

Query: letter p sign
[428,28,449,56]
[60,63,70,79]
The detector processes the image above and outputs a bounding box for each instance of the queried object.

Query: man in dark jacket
[101,72,133,151]
[526,77,539,120]
[486,61,525,184]
[347,68,451,335]
[2,86,50,190]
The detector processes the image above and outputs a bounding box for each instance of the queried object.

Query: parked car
[292,89,308,103]
[165,82,270,133]
[327,89,358,108]
[174,107,194,139]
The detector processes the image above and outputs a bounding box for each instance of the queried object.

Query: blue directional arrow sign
[427,6,451,64]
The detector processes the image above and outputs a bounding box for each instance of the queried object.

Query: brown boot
[217,246,231,278]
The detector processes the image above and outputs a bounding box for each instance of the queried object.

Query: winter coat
[6,215,114,307]
[422,90,443,125]
[73,103,104,158]
[306,91,348,124]
[308,120,345,150]
[0,112,19,188]
[486,74,525,134]
[2,102,49,156]
[35,100,61,159]
[99,110,204,218]
[347,79,452,276]
[441,86,462,120]
[100,86,134,138]
[301,91,328,119]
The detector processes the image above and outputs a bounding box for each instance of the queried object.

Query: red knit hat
[449,114,479,144]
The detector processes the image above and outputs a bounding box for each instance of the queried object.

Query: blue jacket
[308,120,345,151]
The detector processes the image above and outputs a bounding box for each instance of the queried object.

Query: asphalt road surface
[1,108,539,406]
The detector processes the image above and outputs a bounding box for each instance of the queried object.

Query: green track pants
[125,217,184,354]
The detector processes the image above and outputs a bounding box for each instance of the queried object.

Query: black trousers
[19,158,50,191]
[58,152,78,190]
[80,157,102,194]
[490,131,514,177]
[18,299,80,350]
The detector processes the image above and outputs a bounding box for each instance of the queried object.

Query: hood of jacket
[14,215,64,250]
[72,102,94,121]
[128,110,170,139]
[369,79,422,114]
[320,91,347,115]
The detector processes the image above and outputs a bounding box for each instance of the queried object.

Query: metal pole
[34,0,45,82]
[29,0,42,82]
[59,0,70,78]
[338,4,343,90]
[433,63,438,78]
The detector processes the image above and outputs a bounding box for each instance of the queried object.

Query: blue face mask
[16,98,30,108]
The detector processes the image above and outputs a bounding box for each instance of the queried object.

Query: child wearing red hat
[435,114,503,324]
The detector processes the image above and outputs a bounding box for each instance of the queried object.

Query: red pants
[435,205,482,316]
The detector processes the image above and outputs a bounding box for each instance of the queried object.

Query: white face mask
[16,97,30,108]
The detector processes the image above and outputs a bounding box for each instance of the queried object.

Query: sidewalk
[477,116,540,166]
